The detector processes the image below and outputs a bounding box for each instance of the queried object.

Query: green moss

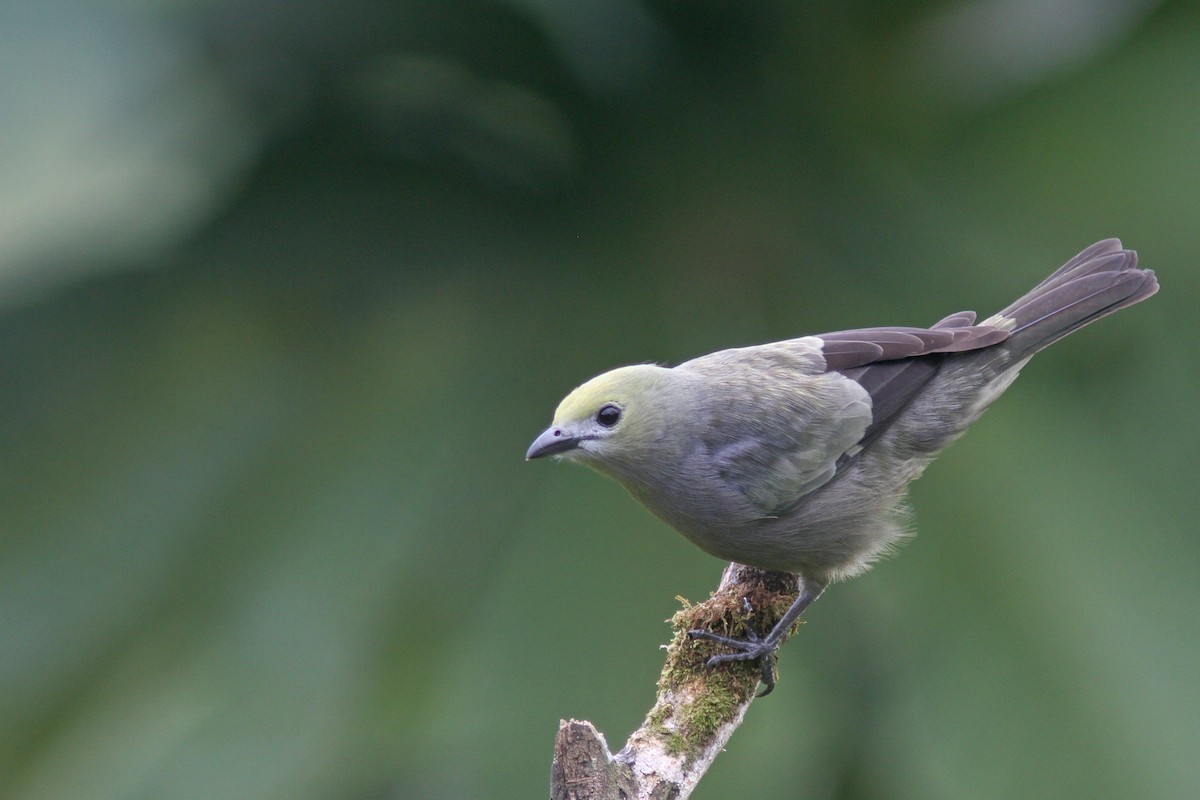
[645,573,802,764]
[644,702,686,755]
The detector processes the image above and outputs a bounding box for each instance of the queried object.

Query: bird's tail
[986,239,1158,361]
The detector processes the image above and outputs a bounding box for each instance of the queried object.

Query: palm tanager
[526,239,1157,694]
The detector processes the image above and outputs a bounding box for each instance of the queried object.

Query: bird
[526,239,1157,695]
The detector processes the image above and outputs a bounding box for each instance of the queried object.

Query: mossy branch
[549,564,803,800]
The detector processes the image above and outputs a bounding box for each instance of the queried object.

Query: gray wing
[680,341,873,517]
[679,315,1009,518]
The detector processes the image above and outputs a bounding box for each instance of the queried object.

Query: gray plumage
[526,239,1157,690]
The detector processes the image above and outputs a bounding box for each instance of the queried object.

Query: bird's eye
[596,404,622,428]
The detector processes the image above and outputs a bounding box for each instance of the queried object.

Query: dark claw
[684,583,824,698]
[757,656,775,697]
[685,596,777,695]
[686,629,757,649]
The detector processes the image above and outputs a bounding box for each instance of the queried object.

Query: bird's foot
[687,598,779,696]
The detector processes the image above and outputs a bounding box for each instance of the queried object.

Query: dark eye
[596,404,622,428]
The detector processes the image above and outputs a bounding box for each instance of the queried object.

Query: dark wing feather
[838,359,939,454]
[819,323,1008,371]
[818,318,1010,456]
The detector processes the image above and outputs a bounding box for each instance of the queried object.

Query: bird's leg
[687,581,825,697]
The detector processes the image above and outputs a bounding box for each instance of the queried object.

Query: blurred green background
[1,2,1196,798]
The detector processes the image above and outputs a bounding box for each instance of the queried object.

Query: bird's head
[525,364,676,467]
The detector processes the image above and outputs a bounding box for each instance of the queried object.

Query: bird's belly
[632,477,908,580]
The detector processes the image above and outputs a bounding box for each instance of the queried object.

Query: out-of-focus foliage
[1,1,1195,798]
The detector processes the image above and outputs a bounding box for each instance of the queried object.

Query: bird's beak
[526,425,580,460]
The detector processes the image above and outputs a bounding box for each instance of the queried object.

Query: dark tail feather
[995,239,1158,360]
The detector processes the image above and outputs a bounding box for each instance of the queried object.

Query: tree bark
[549,564,803,800]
